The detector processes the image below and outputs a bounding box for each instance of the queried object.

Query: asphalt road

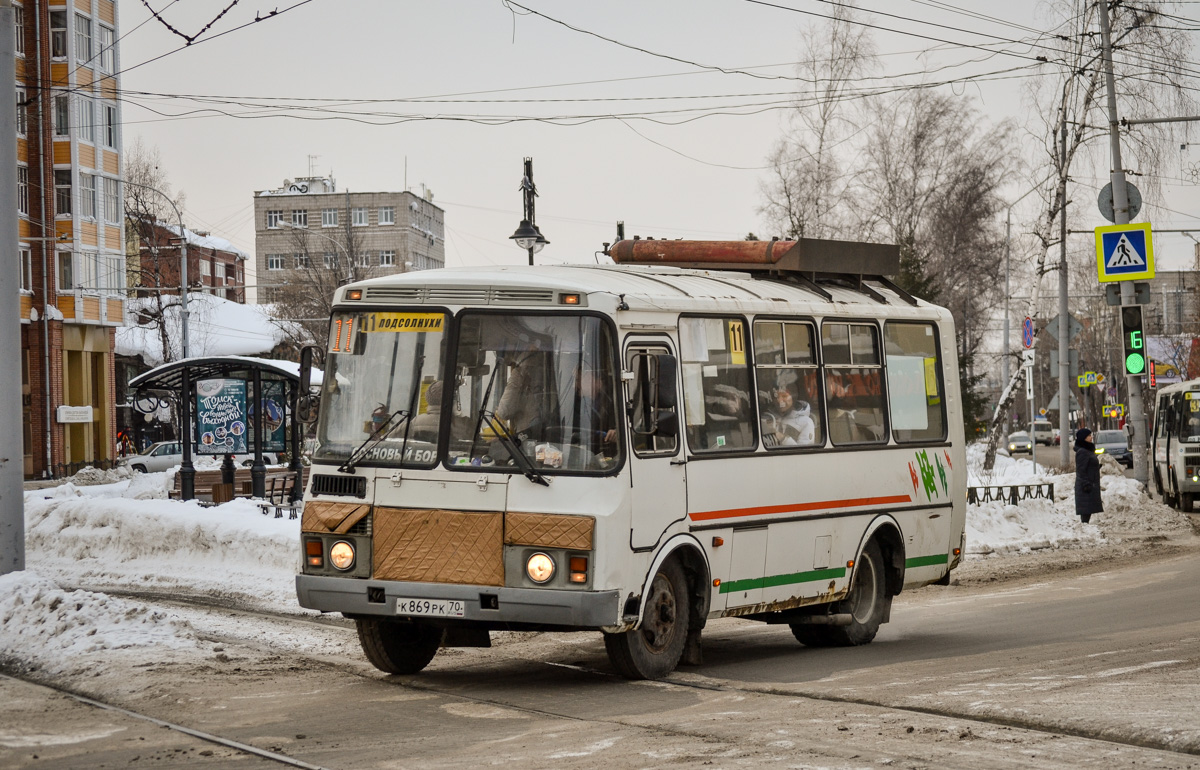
[4,540,1199,769]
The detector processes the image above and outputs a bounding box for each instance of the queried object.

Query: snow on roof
[161,222,249,259]
[116,293,303,367]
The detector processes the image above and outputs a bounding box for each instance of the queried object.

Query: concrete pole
[1059,123,1071,466]
[1003,212,1011,438]
[0,0,26,574]
[1099,2,1149,486]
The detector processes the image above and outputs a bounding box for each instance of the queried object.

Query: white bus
[1151,378,1200,511]
[295,238,967,680]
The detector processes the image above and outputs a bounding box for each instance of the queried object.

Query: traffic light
[1121,305,1145,375]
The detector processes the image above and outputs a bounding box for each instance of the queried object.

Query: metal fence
[967,483,1055,505]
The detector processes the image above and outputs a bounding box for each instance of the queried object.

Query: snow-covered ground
[1,448,1194,680]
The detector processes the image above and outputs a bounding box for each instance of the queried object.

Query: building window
[378,206,395,225]
[380,250,395,267]
[104,104,117,148]
[215,263,226,298]
[323,253,336,270]
[107,255,124,293]
[200,260,211,278]
[78,97,94,142]
[291,209,308,228]
[57,252,73,290]
[14,5,24,56]
[357,252,371,268]
[103,177,120,224]
[98,25,114,73]
[20,248,32,292]
[294,253,310,269]
[75,14,92,64]
[50,11,66,59]
[79,174,97,219]
[54,170,72,216]
[15,88,26,136]
[266,210,282,229]
[17,166,28,216]
[267,254,284,271]
[352,207,368,226]
[53,94,69,136]
[77,251,97,290]
[321,208,338,227]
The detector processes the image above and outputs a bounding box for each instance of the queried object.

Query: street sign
[1049,349,1079,379]
[1085,371,1098,386]
[1021,317,1035,349]
[1077,374,1087,388]
[1021,348,1034,369]
[1026,371,1034,400]
[1048,391,1082,411]
[1095,222,1155,282]
[1038,407,1048,416]
[1095,373,1106,384]
[1097,181,1143,223]
[1103,404,1126,418]
[1045,313,1083,343]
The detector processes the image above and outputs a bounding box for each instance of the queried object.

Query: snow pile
[0,571,197,676]
[24,475,301,609]
[965,443,1193,555]
[68,465,132,487]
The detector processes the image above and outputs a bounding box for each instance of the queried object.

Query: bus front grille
[311,474,367,498]
[362,286,556,306]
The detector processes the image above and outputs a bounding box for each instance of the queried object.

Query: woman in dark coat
[1074,428,1103,524]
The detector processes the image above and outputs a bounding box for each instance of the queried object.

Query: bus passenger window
[884,322,946,442]
[822,322,886,445]
[754,321,823,448]
[679,317,755,452]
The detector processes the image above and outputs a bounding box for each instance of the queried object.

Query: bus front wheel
[604,559,690,680]
[355,618,442,675]
[791,540,887,647]
[1181,492,1194,513]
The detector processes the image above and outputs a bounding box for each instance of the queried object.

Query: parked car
[1093,429,1133,468]
[121,441,279,473]
[1007,431,1033,455]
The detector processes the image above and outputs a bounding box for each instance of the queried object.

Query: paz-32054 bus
[295,238,966,679]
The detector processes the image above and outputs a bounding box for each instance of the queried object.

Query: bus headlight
[329,540,356,571]
[526,552,555,584]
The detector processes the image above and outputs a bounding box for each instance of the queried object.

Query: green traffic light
[1126,352,1146,374]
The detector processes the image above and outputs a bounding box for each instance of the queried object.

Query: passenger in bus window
[577,366,618,452]
[766,387,815,446]
[496,350,548,438]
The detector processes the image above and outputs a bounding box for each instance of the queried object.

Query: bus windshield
[447,312,622,474]
[1184,395,1200,441]
[314,310,448,468]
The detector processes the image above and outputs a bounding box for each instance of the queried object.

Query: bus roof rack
[605,238,917,306]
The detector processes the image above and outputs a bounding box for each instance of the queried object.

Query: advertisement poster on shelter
[256,380,287,452]
[195,379,248,455]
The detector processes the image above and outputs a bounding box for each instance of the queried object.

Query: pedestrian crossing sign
[1095,222,1154,282]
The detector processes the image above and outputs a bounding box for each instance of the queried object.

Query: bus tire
[355,618,442,675]
[791,540,886,647]
[1182,492,1194,513]
[603,559,689,680]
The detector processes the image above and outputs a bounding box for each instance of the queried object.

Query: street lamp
[509,157,548,265]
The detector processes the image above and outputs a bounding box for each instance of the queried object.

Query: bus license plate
[395,598,465,618]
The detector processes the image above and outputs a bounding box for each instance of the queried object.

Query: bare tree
[980,0,1198,469]
[124,138,187,363]
[270,213,367,349]
[759,1,875,240]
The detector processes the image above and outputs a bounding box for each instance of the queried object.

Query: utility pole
[0,0,25,575]
[1099,1,1149,485]
[1059,122,1071,466]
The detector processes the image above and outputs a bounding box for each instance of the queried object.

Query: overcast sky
[117,0,1200,292]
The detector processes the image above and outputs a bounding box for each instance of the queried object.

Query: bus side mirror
[297,345,321,425]
[655,354,678,410]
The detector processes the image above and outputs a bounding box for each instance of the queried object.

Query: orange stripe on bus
[688,495,913,522]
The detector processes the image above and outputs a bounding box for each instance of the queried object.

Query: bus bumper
[296,574,621,628]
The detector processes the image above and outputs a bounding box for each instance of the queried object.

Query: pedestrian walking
[1074,428,1102,524]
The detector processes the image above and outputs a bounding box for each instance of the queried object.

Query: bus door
[625,342,686,550]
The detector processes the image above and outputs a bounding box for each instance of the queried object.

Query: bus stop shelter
[128,356,315,501]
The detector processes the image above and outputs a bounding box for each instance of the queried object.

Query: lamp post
[509,157,548,265]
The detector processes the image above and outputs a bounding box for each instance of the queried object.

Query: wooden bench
[172,466,309,508]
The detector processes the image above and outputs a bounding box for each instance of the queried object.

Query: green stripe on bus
[719,567,846,594]
[905,553,949,568]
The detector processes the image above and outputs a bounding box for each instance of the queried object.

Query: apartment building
[127,218,248,303]
[16,0,125,477]
[252,175,445,304]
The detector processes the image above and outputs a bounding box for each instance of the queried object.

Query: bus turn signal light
[346,289,363,300]
[712,536,724,547]
[846,559,855,568]
[560,293,581,305]
[712,579,721,587]
[569,556,588,583]
[305,539,323,568]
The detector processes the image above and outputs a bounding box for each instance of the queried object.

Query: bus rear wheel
[791,540,887,647]
[356,618,443,674]
[604,559,690,680]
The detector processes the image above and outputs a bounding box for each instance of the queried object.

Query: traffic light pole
[1099,3,1149,486]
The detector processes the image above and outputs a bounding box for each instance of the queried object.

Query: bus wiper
[339,409,411,474]
[480,410,550,487]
